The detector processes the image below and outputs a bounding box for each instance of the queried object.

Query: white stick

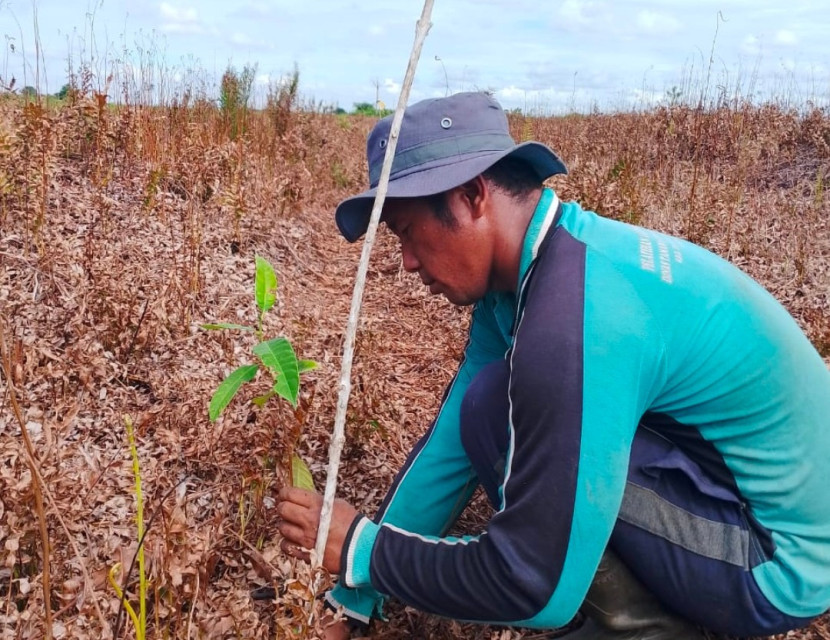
[314,0,435,565]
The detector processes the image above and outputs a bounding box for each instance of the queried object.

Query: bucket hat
[335,91,568,242]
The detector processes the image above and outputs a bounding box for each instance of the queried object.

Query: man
[277,92,830,639]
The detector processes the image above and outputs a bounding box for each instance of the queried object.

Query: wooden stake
[314,0,435,564]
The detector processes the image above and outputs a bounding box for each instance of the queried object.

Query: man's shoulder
[469,291,518,345]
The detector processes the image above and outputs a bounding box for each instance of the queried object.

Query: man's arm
[298,297,513,624]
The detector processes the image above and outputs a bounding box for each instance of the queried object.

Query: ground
[0,96,828,638]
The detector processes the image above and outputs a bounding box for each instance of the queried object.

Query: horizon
[1,1,829,113]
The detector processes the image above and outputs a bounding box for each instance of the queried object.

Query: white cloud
[161,22,203,34]
[628,87,664,108]
[491,86,583,113]
[742,34,761,56]
[236,2,272,18]
[230,32,253,46]
[159,2,202,33]
[384,78,401,94]
[775,30,798,46]
[368,25,384,36]
[159,2,198,23]
[225,31,272,52]
[497,85,528,100]
[559,0,609,27]
[636,10,680,35]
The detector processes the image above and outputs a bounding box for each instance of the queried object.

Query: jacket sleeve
[336,243,665,628]
[326,296,511,623]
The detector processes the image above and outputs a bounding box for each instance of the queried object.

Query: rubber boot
[562,550,705,639]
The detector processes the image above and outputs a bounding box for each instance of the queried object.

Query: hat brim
[335,141,567,243]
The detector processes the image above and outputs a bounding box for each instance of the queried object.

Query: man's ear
[453,175,488,220]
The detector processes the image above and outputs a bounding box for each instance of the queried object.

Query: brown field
[0,89,828,639]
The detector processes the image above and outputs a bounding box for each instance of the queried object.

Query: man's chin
[427,282,482,306]
[441,291,481,307]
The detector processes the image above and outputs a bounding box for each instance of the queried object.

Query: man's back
[543,201,830,617]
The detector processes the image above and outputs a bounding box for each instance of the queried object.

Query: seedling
[109,414,147,640]
[202,255,318,490]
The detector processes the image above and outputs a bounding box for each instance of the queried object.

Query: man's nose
[401,244,420,273]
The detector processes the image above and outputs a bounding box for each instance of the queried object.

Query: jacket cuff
[325,582,387,621]
[323,588,372,632]
[340,515,380,589]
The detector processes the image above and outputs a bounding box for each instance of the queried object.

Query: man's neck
[489,188,544,294]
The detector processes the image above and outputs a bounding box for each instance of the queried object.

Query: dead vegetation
[0,88,828,640]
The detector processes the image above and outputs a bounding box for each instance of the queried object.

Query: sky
[1,0,829,113]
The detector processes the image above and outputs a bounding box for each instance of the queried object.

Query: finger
[277,500,319,528]
[278,521,316,550]
[278,486,319,506]
[280,536,312,562]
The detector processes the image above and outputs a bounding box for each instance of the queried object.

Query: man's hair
[481,156,544,199]
[425,192,458,229]
[425,157,543,227]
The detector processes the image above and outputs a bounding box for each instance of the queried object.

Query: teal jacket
[327,189,830,627]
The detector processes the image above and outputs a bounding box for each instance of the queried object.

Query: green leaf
[253,337,300,407]
[200,322,255,332]
[208,364,258,421]
[251,390,276,407]
[298,359,318,374]
[254,256,278,314]
[291,454,314,491]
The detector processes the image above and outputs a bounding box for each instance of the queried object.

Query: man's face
[382,196,491,306]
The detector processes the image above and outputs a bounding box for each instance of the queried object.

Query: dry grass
[0,88,828,640]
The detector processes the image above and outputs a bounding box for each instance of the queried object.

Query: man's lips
[420,275,440,294]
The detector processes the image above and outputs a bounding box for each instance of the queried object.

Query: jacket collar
[517,188,561,293]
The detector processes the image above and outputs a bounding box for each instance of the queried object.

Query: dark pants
[459,360,815,637]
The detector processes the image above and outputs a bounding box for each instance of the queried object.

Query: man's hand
[321,617,352,640]
[276,487,360,574]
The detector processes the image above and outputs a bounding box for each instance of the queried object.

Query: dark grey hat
[335,91,567,242]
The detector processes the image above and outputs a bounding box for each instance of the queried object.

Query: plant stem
[314,0,435,565]
[0,318,53,638]
[125,415,147,640]
[114,481,183,639]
